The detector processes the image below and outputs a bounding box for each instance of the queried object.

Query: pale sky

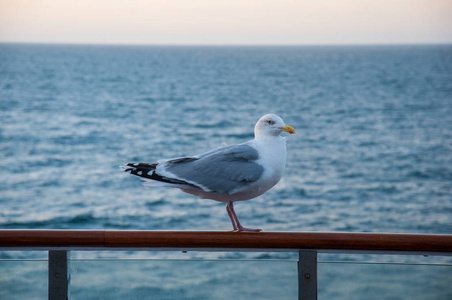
[1,0,451,45]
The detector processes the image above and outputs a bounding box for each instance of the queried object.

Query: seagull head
[254,114,295,138]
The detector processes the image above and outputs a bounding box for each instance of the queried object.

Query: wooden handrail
[0,230,451,254]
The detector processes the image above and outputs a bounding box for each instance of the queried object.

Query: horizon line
[1,41,451,48]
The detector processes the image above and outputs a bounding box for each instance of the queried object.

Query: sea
[0,44,451,299]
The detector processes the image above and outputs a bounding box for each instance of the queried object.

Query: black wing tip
[120,163,139,173]
[120,162,161,179]
[121,162,199,188]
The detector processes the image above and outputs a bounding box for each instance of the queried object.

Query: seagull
[121,114,295,232]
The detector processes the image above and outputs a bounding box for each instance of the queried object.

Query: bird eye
[266,120,275,125]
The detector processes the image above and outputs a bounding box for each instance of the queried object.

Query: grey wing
[159,144,264,194]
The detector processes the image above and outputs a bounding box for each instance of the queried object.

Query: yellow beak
[279,125,295,134]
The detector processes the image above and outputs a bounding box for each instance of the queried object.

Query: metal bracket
[48,250,69,300]
[298,250,317,300]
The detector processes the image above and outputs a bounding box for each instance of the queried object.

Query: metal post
[48,250,69,300]
[298,251,317,300]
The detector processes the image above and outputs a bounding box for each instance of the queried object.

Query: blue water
[1,44,451,298]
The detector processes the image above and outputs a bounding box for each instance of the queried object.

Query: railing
[1,230,451,300]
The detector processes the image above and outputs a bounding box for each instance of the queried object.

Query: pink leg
[226,202,262,232]
[226,202,238,231]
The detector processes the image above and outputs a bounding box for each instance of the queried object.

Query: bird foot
[232,227,262,233]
